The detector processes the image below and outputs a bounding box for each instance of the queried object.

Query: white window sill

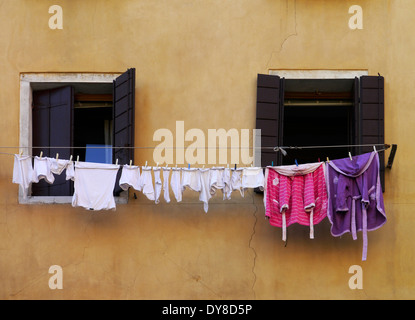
[18,191,129,205]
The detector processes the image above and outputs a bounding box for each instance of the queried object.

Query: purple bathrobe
[325,151,386,261]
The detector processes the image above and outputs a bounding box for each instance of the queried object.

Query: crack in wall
[249,193,258,300]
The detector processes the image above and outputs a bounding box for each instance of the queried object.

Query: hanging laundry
[32,156,55,184]
[66,160,75,181]
[12,154,34,198]
[325,151,386,261]
[209,167,225,196]
[230,167,244,197]
[199,168,211,213]
[181,167,201,193]
[119,165,141,191]
[140,166,155,201]
[49,158,71,175]
[153,167,162,204]
[71,161,120,211]
[264,162,327,241]
[223,167,232,200]
[242,167,264,193]
[162,167,171,203]
[170,167,182,202]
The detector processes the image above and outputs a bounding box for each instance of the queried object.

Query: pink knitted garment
[265,162,328,240]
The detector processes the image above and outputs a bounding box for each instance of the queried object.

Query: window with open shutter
[113,68,136,195]
[32,86,74,196]
[256,73,386,190]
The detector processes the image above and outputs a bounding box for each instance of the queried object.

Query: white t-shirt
[72,161,120,211]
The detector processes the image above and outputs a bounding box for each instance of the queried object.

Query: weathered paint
[0,0,412,299]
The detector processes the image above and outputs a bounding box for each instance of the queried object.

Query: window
[256,71,385,190]
[19,69,135,202]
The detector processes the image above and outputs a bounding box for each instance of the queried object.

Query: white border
[269,69,368,79]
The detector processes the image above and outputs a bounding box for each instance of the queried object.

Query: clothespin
[19,150,23,157]
[156,162,159,168]
[39,151,43,159]
[145,161,148,168]
[129,160,133,167]
[56,153,59,161]
[76,155,79,165]
[349,152,353,161]
[373,146,377,153]
[271,161,274,167]
[115,159,118,165]
[69,155,73,162]
[326,157,330,163]
[234,164,237,170]
[295,159,299,166]
[188,163,190,169]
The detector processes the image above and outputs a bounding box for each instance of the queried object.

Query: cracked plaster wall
[0,0,414,299]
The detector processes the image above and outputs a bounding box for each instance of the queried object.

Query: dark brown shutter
[32,86,74,196]
[113,68,136,195]
[256,74,284,167]
[359,75,385,191]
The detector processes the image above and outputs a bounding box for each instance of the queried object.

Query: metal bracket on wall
[386,144,398,169]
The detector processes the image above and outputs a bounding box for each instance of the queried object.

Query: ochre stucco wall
[0,0,413,299]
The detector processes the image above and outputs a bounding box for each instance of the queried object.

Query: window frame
[19,72,129,204]
[256,69,388,183]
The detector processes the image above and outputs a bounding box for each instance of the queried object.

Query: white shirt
[72,161,120,211]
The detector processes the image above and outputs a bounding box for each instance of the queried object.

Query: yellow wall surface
[0,0,413,300]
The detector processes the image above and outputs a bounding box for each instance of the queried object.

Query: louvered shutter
[255,74,284,167]
[32,86,74,196]
[113,68,136,195]
[359,75,385,191]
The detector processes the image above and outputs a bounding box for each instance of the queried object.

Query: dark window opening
[73,95,114,164]
[282,78,355,165]
[31,69,136,197]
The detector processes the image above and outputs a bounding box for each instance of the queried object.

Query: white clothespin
[349,152,353,161]
[373,146,377,153]
[69,155,73,162]
[129,160,133,167]
[19,149,23,157]
[76,155,79,165]
[145,161,148,169]
[56,153,59,161]
[115,158,118,165]
[156,162,159,168]
[39,151,43,159]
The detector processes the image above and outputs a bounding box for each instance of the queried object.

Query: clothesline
[0,143,392,150]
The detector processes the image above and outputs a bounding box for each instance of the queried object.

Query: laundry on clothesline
[264,162,328,242]
[11,154,265,213]
[263,151,387,261]
[11,150,388,260]
[325,151,386,261]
